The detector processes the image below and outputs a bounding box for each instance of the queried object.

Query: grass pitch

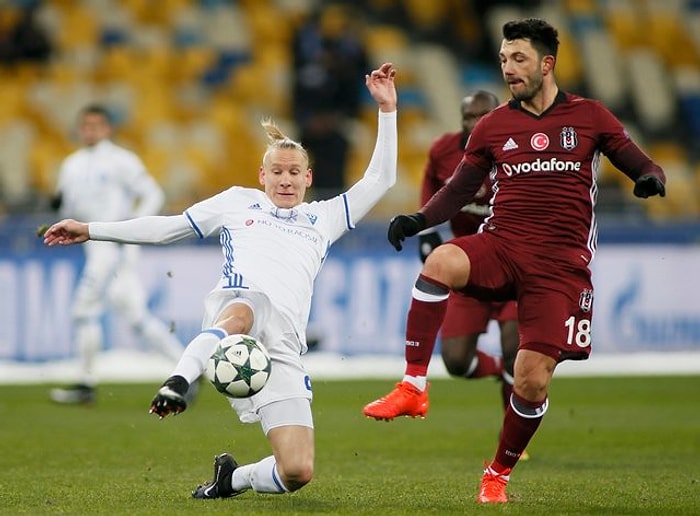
[0,375,698,515]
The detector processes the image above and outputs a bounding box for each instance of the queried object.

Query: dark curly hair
[502,18,559,59]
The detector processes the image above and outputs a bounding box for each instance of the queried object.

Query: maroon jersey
[421,91,665,262]
[421,131,493,236]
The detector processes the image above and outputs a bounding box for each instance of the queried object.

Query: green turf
[0,376,698,515]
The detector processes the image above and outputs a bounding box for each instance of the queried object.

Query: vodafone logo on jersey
[530,133,550,151]
[501,158,582,176]
[246,219,254,226]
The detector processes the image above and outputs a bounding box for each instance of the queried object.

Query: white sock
[170,328,226,384]
[232,456,288,494]
[75,318,102,386]
[502,369,514,386]
[465,355,479,377]
[402,374,427,391]
[487,465,510,481]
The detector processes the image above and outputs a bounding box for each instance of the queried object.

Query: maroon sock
[492,393,548,471]
[468,350,502,379]
[405,275,449,377]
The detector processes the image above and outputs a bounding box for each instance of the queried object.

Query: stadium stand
[0,0,697,220]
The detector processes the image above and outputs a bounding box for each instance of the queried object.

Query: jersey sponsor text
[502,157,582,176]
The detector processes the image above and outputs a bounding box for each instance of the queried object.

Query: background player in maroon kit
[364,92,523,442]
[364,18,666,504]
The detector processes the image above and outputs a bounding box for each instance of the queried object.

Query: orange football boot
[363,381,429,421]
[477,463,510,503]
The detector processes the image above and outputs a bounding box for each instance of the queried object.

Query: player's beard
[512,73,544,102]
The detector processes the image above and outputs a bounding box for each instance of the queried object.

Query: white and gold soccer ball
[205,334,272,398]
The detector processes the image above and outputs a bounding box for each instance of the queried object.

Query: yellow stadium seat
[365,25,415,85]
[634,156,697,219]
[603,6,644,50]
[173,46,217,83]
[648,141,688,164]
[29,138,69,196]
[141,45,175,81]
[644,12,699,67]
[96,46,138,82]
[402,0,449,31]
[659,169,698,217]
[563,0,597,15]
[56,5,99,50]
[0,80,27,121]
[140,146,171,184]
[246,2,291,46]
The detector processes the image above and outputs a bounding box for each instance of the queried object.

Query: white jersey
[181,111,397,340]
[185,187,353,336]
[57,139,164,221]
[87,110,397,352]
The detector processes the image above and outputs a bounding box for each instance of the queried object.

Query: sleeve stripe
[184,210,204,239]
[342,193,354,230]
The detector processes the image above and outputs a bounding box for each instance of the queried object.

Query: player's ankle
[402,375,427,391]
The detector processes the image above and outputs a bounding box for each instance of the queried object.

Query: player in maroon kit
[364,91,524,443]
[364,18,666,503]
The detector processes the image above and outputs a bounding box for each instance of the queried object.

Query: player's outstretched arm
[45,215,194,247]
[43,219,89,246]
[340,63,398,228]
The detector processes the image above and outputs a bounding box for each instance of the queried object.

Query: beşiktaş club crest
[560,126,578,151]
[579,288,593,313]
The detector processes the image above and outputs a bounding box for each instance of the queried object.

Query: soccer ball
[205,334,272,398]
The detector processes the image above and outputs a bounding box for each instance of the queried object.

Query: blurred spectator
[0,3,52,66]
[292,4,369,199]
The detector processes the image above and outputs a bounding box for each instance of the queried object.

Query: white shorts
[202,288,306,352]
[258,398,314,435]
[228,343,313,424]
[202,289,272,340]
[202,286,311,423]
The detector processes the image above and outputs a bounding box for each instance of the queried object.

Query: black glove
[387,213,426,251]
[633,175,665,198]
[149,375,189,419]
[418,230,442,262]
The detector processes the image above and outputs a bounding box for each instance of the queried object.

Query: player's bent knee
[422,244,470,288]
[442,356,469,377]
[513,375,549,401]
[278,462,313,492]
[216,303,254,334]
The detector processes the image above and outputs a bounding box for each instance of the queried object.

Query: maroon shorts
[441,292,517,338]
[448,232,594,362]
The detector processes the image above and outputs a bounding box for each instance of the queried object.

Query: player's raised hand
[42,219,90,246]
[366,62,397,112]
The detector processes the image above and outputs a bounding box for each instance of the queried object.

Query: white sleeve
[343,110,397,223]
[88,215,195,245]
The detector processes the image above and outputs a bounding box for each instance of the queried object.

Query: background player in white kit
[49,104,184,405]
[43,62,398,499]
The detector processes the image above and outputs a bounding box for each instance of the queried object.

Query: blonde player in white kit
[49,105,184,405]
[43,63,398,499]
